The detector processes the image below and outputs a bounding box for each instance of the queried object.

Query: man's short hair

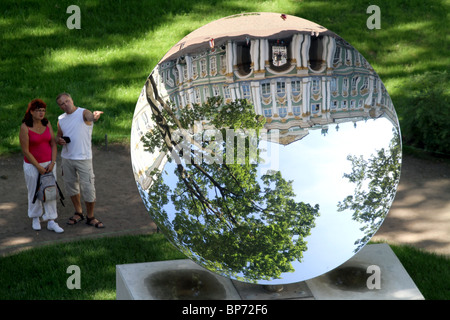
[56,92,72,103]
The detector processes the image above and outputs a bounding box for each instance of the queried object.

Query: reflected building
[132,12,398,200]
[150,13,396,146]
[131,88,168,190]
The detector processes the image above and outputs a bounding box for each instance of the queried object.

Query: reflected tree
[140,73,320,281]
[338,128,402,252]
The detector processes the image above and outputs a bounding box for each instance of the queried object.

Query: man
[56,93,104,228]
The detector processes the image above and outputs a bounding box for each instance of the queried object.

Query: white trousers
[23,161,58,220]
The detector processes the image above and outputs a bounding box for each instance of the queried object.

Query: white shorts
[23,161,58,220]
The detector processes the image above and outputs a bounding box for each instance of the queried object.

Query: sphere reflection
[130,13,401,284]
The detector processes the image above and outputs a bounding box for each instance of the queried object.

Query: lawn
[386,242,450,300]
[1,0,449,301]
[0,234,448,300]
[0,233,186,300]
[1,0,449,154]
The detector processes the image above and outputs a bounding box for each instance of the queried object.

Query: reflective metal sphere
[131,13,401,284]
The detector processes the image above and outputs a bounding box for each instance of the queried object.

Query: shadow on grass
[0,0,251,152]
[1,0,448,154]
[0,233,186,300]
[0,234,448,300]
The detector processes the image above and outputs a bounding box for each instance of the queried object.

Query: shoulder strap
[55,181,65,207]
[32,174,41,204]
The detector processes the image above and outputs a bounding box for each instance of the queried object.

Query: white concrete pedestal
[116,243,424,300]
[305,243,424,299]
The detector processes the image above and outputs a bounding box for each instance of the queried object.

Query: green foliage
[400,71,450,154]
[150,161,320,282]
[141,96,265,156]
[338,129,402,252]
[140,90,320,282]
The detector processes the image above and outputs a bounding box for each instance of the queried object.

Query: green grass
[387,243,450,300]
[0,234,448,300]
[0,233,186,300]
[1,0,449,154]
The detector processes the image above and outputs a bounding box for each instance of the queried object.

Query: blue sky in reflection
[256,117,396,283]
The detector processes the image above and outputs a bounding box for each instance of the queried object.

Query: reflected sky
[269,118,395,283]
[130,13,402,284]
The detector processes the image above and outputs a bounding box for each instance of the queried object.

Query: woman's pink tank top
[24,126,52,164]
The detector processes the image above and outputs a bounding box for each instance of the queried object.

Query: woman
[19,99,64,233]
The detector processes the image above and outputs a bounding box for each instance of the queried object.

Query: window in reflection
[309,36,324,71]
[269,39,291,72]
[236,41,252,76]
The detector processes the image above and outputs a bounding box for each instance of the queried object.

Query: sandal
[67,212,85,225]
[86,216,105,228]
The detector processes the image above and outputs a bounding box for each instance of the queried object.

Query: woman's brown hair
[22,99,49,127]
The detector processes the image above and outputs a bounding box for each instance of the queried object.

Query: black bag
[32,172,65,206]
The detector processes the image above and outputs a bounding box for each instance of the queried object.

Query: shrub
[401,71,450,154]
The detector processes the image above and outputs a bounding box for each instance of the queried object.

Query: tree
[338,128,402,252]
[141,73,320,282]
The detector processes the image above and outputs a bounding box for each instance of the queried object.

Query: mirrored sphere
[131,13,402,284]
